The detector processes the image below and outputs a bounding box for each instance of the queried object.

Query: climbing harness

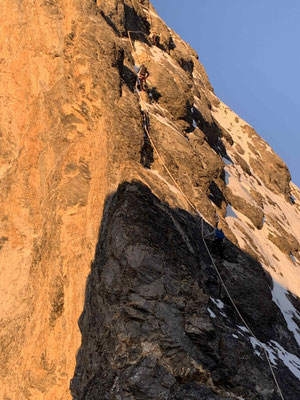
[127,7,285,400]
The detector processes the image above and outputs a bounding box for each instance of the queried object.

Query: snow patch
[249,337,264,360]
[212,98,300,298]
[290,253,297,263]
[249,336,300,380]
[237,325,250,334]
[248,335,279,365]
[207,308,217,319]
[270,340,300,380]
[290,194,296,205]
[247,333,300,381]
[272,280,300,347]
[226,204,238,218]
[225,170,230,185]
[222,156,233,165]
[211,298,225,309]
[192,119,197,128]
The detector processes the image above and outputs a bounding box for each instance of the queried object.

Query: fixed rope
[126,9,285,400]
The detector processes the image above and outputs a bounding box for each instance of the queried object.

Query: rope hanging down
[126,10,285,400]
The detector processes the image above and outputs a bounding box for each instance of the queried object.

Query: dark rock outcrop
[71,181,300,400]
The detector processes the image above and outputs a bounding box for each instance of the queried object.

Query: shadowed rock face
[71,181,300,400]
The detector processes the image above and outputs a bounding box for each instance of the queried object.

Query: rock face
[0,0,299,399]
[71,182,300,400]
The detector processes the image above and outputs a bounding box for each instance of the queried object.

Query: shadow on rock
[70,181,300,400]
[124,4,150,40]
[192,106,229,159]
[149,86,162,102]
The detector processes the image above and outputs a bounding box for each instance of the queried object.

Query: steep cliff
[0,0,299,399]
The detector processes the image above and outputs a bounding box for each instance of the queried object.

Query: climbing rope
[126,9,285,400]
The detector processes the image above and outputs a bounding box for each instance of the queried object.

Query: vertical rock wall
[0,0,299,398]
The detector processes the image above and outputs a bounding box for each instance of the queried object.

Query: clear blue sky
[151,0,300,187]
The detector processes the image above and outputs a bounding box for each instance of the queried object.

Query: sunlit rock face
[0,1,299,399]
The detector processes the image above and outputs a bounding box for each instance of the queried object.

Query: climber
[205,222,225,259]
[213,226,225,259]
[149,32,160,46]
[137,64,149,92]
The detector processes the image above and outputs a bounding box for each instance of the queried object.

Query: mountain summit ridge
[0,0,299,398]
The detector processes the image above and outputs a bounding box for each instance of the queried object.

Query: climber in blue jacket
[205,221,225,259]
[213,226,225,259]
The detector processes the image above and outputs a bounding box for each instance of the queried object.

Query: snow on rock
[207,308,217,319]
[226,204,238,218]
[237,325,250,334]
[270,340,300,380]
[224,170,230,185]
[210,298,227,317]
[245,331,300,381]
[248,335,276,364]
[272,280,300,347]
[249,336,300,381]
[210,298,225,309]
[212,98,300,297]
[249,337,264,359]
[213,101,253,165]
[222,156,233,166]
[290,194,296,205]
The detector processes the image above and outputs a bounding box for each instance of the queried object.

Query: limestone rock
[225,187,264,229]
[0,1,300,399]
[243,125,292,197]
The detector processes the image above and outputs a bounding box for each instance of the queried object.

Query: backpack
[215,229,225,240]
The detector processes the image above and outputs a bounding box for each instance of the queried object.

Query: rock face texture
[71,182,300,400]
[0,0,299,399]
